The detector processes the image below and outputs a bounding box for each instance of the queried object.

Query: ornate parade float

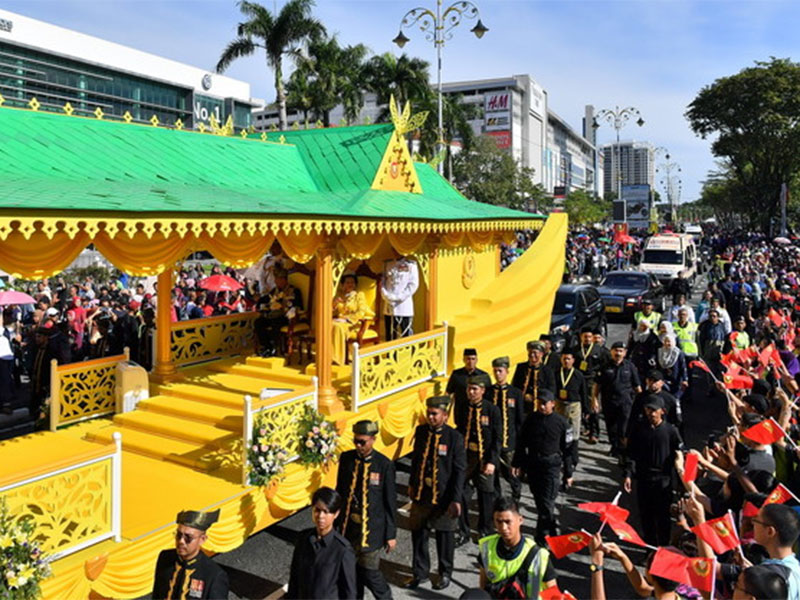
[0,95,567,598]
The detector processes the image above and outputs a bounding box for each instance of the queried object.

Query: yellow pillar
[425,241,439,330]
[152,268,178,382]
[315,241,343,415]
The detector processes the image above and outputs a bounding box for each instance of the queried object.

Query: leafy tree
[415,93,480,172]
[363,53,432,116]
[563,189,611,225]
[216,0,324,130]
[452,135,540,210]
[686,58,800,231]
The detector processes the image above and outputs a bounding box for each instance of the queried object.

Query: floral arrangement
[247,419,290,488]
[297,403,339,467]
[0,498,50,600]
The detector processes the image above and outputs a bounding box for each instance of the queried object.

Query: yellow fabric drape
[498,230,517,245]
[441,230,465,248]
[200,232,275,268]
[94,232,194,276]
[387,231,428,256]
[467,230,494,250]
[277,231,326,264]
[0,231,89,279]
[339,233,384,259]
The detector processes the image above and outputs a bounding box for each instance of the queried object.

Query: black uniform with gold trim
[486,378,524,503]
[511,361,555,414]
[152,550,229,600]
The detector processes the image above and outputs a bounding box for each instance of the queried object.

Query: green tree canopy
[563,190,611,225]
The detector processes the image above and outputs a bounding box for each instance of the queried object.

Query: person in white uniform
[381,256,419,340]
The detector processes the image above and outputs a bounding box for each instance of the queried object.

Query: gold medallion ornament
[462,252,476,289]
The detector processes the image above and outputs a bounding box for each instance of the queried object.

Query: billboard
[621,184,651,229]
[484,92,510,132]
[487,130,511,149]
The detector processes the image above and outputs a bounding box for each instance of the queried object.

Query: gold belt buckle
[468,442,479,452]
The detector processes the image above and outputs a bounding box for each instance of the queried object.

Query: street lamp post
[393,0,488,174]
[592,106,644,224]
[657,156,681,225]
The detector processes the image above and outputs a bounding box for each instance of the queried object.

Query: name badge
[189,579,204,599]
[350,513,363,524]
[559,389,568,400]
[580,360,588,371]
[468,442,480,452]
[438,444,448,456]
[369,471,381,486]
[480,415,489,426]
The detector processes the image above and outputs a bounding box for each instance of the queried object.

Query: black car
[596,270,667,318]
[549,284,606,352]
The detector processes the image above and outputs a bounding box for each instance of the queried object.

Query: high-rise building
[0,9,257,130]
[601,140,655,198]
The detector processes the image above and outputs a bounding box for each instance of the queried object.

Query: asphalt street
[199,275,730,600]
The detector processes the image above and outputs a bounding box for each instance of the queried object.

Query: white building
[0,9,257,129]
[601,140,655,198]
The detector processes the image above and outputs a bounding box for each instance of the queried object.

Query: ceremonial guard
[381,255,419,340]
[335,420,397,600]
[512,389,576,545]
[573,326,606,444]
[487,356,524,503]
[152,509,229,600]
[554,349,587,471]
[29,327,53,419]
[596,341,642,457]
[538,334,561,373]
[405,396,467,591]
[454,374,502,541]
[511,341,555,415]
[446,347,489,412]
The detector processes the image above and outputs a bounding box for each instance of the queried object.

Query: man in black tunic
[573,326,606,444]
[596,341,642,457]
[446,347,489,413]
[335,420,397,599]
[511,341,556,415]
[487,356,524,503]
[554,349,587,472]
[405,396,466,592]
[152,509,229,600]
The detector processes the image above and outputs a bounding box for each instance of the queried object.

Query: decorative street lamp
[592,106,644,224]
[393,1,488,174]
[657,158,682,224]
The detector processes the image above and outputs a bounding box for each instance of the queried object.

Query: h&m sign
[0,19,12,33]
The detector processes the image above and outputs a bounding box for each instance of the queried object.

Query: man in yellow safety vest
[633,300,661,332]
[673,307,698,359]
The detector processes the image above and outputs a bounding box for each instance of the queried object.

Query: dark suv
[549,284,607,352]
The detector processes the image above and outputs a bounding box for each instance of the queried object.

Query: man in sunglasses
[152,508,229,599]
[751,503,800,600]
[335,420,397,599]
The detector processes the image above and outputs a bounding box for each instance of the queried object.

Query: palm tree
[216,0,324,130]
[363,52,432,120]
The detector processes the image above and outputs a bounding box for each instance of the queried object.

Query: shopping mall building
[0,9,256,130]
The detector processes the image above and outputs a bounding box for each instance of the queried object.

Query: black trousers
[254,314,287,352]
[411,528,454,579]
[602,400,632,453]
[494,449,522,502]
[384,315,412,341]
[0,359,14,408]
[635,477,673,546]
[460,454,495,537]
[355,551,392,600]
[528,455,562,543]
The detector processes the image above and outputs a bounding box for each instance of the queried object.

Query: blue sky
[4,0,799,203]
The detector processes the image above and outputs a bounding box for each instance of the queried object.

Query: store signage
[485,92,511,133]
[487,130,511,150]
[0,19,12,33]
[193,101,221,123]
[201,74,212,91]
[485,93,509,112]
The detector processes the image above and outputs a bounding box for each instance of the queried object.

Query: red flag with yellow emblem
[741,418,785,445]
[691,513,740,554]
[540,586,578,600]
[650,548,715,592]
[606,518,648,547]
[577,501,630,523]
[545,531,591,559]
[764,482,800,505]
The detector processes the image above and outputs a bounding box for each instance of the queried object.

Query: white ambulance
[640,233,698,286]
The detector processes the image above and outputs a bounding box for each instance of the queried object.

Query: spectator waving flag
[683,452,700,484]
[723,367,754,390]
[691,513,740,554]
[545,531,591,559]
[606,518,649,547]
[649,548,715,593]
[764,482,800,505]
[577,501,630,524]
[742,418,786,445]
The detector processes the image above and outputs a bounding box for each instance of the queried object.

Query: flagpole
[727,508,746,561]
[772,417,800,451]
[711,557,717,600]
[597,491,622,535]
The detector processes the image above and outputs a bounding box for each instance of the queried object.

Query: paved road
[204,276,730,600]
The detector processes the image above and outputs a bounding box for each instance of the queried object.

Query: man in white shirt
[381,256,419,340]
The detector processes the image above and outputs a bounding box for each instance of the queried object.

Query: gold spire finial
[388,93,428,135]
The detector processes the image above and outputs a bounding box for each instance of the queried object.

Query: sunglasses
[175,531,199,543]
[750,518,772,528]
[354,438,370,446]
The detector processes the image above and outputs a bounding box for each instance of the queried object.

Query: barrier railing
[0,433,122,560]
[170,311,259,368]
[351,322,448,410]
[50,349,129,431]
[241,378,319,486]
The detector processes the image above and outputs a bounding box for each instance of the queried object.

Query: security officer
[573,326,606,445]
[627,370,681,441]
[152,509,229,599]
[633,299,661,332]
[487,357,524,504]
[673,307,699,359]
[405,396,466,591]
[446,348,489,413]
[478,497,557,599]
[335,420,397,600]
[511,341,555,415]
[729,315,751,350]
[455,374,502,541]
[539,334,561,374]
[596,341,642,457]
[554,349,586,471]
[512,389,576,545]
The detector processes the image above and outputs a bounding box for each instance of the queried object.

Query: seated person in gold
[332,274,374,365]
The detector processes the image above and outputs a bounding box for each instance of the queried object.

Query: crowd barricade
[170,311,259,368]
[0,433,122,559]
[49,349,129,431]
[241,378,319,486]
[351,323,448,411]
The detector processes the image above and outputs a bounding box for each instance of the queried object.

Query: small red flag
[742,501,760,517]
[691,513,740,554]
[723,371,754,390]
[772,348,785,369]
[689,360,712,374]
[683,452,699,484]
[607,518,648,547]
[769,309,785,328]
[577,501,630,523]
[540,586,578,600]
[742,418,785,445]
[545,531,591,559]
[759,344,775,367]
[650,548,714,592]
[764,483,798,505]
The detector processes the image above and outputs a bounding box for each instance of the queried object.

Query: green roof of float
[0,108,539,222]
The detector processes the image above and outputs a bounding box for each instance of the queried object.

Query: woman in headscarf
[657,331,688,401]
[628,318,661,380]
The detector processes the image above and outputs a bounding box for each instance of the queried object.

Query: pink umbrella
[0,290,36,305]
[199,275,242,292]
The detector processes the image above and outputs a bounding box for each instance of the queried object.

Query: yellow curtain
[200,232,275,268]
[0,231,89,279]
[498,230,517,245]
[467,230,495,250]
[441,230,465,248]
[339,233,384,259]
[277,231,326,264]
[387,231,428,256]
[94,232,193,276]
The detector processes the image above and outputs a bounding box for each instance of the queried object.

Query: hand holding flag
[649,548,715,593]
[545,531,591,559]
[742,417,790,446]
[690,513,740,555]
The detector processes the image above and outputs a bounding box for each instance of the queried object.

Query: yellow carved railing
[170,312,259,367]
[50,349,129,431]
[0,433,122,559]
[241,379,318,485]
[351,323,448,410]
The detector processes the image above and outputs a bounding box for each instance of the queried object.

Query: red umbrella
[199,275,242,292]
[0,290,36,305]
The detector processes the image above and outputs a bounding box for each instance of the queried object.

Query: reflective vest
[674,321,698,356]
[634,310,662,331]
[479,534,549,598]
[730,330,750,350]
